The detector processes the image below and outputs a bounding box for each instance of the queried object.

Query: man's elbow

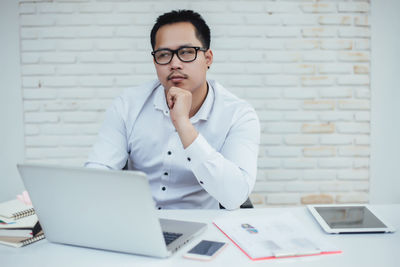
[222,203,240,211]
[218,190,250,211]
[216,169,255,210]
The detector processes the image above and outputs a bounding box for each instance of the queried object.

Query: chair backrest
[219,197,254,209]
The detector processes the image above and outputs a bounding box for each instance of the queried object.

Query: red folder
[213,218,342,261]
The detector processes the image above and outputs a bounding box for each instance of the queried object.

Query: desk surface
[1,205,399,267]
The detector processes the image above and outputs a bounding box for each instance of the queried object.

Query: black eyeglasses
[151,46,208,65]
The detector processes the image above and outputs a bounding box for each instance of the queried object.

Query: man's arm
[85,96,129,170]
[185,110,259,210]
[166,86,199,148]
[167,86,260,210]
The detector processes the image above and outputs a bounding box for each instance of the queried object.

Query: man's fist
[166,86,192,126]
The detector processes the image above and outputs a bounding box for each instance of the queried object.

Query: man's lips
[167,72,188,83]
[169,76,186,83]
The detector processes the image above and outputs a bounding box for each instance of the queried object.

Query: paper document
[213,212,341,260]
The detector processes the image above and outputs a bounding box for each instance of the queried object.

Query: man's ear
[205,49,213,69]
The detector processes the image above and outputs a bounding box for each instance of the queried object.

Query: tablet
[307,204,396,234]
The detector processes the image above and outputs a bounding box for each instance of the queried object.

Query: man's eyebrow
[156,44,194,50]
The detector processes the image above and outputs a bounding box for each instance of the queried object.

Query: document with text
[213,212,341,261]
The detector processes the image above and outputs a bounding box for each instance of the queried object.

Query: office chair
[123,160,253,209]
[219,197,254,209]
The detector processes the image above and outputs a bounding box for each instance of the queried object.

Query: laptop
[17,163,207,258]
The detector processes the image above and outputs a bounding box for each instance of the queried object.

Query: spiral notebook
[0,199,35,220]
[0,230,45,248]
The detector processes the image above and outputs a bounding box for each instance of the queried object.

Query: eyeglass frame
[151,46,208,65]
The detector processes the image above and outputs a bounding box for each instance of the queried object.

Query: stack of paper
[0,199,44,247]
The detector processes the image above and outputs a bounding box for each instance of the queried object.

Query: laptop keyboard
[163,231,182,246]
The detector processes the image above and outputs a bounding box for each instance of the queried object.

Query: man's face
[153,22,212,94]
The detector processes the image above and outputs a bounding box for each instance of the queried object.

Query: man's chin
[167,79,188,89]
[170,79,185,87]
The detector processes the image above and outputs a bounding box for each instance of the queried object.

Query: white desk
[1,205,399,267]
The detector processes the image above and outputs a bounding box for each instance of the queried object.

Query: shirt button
[199,181,204,184]
[162,186,166,191]
[187,157,191,162]
[168,151,172,155]
[164,172,168,176]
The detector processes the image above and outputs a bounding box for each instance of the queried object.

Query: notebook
[0,199,35,220]
[0,230,45,248]
[0,214,41,238]
[17,163,207,258]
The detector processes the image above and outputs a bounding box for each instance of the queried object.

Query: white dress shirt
[85,79,260,210]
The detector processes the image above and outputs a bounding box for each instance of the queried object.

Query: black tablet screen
[315,206,387,229]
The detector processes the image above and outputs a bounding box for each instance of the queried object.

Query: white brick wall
[18,0,371,207]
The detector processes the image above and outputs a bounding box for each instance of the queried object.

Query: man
[86,10,260,210]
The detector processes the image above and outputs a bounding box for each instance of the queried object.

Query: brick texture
[18,0,370,207]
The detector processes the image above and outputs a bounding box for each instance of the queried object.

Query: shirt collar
[153,83,169,113]
[191,82,214,123]
[153,81,214,123]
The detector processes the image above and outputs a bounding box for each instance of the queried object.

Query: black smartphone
[183,240,227,261]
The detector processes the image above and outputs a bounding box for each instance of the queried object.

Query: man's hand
[166,86,198,148]
[166,86,192,127]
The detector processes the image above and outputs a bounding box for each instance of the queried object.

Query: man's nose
[169,52,183,69]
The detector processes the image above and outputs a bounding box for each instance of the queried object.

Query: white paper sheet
[214,212,339,260]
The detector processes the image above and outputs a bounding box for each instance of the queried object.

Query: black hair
[150,10,211,50]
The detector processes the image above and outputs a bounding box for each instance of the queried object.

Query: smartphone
[183,240,227,261]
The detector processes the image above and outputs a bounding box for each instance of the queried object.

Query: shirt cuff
[184,133,215,170]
